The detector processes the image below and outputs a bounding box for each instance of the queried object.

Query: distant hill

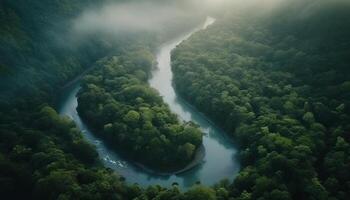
[0,0,111,105]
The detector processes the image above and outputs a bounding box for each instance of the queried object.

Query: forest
[172,0,350,199]
[1,0,350,199]
[76,50,203,170]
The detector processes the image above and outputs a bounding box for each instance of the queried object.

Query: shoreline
[173,85,239,146]
[60,66,96,90]
[77,112,206,177]
[57,17,240,187]
[133,144,205,176]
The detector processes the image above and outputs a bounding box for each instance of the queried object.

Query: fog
[70,0,295,40]
[72,1,207,37]
[74,2,190,34]
[71,0,243,36]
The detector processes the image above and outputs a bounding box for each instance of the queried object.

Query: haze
[72,0,293,37]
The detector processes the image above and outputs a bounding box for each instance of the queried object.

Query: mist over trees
[0,0,204,106]
[1,0,350,199]
[76,51,203,170]
[172,0,350,199]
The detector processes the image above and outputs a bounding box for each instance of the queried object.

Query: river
[58,17,240,189]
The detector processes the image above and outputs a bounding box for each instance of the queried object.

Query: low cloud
[72,1,197,35]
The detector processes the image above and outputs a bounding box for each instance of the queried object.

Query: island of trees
[1,0,350,199]
[77,49,203,171]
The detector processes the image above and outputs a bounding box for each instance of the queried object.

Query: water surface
[58,17,240,189]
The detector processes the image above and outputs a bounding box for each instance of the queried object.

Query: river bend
[58,17,239,189]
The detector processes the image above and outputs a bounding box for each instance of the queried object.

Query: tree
[72,139,98,164]
[237,191,252,200]
[185,186,216,200]
[180,126,202,146]
[179,143,196,160]
[123,110,140,125]
[303,112,315,125]
[34,171,76,199]
[305,178,329,200]
[269,189,292,200]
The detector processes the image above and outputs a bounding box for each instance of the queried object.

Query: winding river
[58,17,240,189]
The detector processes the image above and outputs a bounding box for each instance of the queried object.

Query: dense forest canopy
[172,0,350,199]
[0,0,204,106]
[76,51,203,170]
[0,0,106,104]
[1,0,350,199]
[0,0,206,198]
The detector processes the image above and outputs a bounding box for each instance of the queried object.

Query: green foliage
[303,112,315,125]
[0,0,113,105]
[123,110,141,124]
[0,105,133,199]
[184,186,216,200]
[171,1,350,199]
[1,0,350,199]
[77,53,203,170]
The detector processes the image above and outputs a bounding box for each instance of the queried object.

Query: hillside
[0,0,110,105]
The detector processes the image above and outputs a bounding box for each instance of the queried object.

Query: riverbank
[76,113,207,176]
[173,87,240,146]
[57,16,240,188]
[134,144,205,176]
[60,65,97,90]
